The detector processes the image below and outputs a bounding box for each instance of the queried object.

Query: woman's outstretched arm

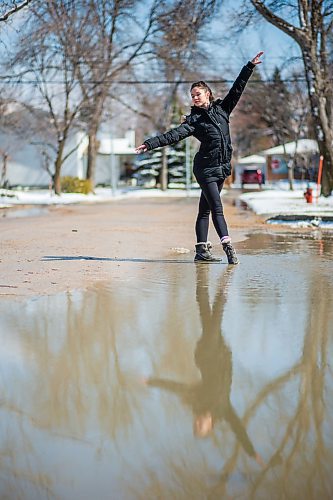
[219,51,264,116]
[135,120,195,154]
[145,377,192,396]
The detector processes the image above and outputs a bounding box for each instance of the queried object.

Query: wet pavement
[1,206,50,218]
[1,233,333,499]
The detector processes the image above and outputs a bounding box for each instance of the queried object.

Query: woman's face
[191,86,210,108]
[193,413,213,437]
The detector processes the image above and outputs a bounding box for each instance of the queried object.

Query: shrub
[60,176,92,194]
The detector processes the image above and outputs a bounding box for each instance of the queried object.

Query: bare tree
[64,0,220,191]
[44,0,162,192]
[246,0,333,196]
[233,68,293,157]
[4,1,221,192]
[287,72,313,189]
[5,1,161,194]
[0,0,33,22]
[127,0,221,190]
[234,66,311,189]
[8,3,89,194]
[154,0,222,190]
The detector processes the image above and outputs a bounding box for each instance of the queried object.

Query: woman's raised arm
[219,51,264,115]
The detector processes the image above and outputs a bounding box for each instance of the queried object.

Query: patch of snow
[240,182,333,219]
[0,186,207,207]
[170,247,190,254]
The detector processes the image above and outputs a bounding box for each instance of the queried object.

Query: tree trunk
[250,0,333,196]
[161,147,168,191]
[288,161,294,191]
[1,153,8,187]
[86,128,98,192]
[85,97,105,192]
[53,140,65,195]
[319,141,333,196]
[302,50,333,196]
[318,99,333,197]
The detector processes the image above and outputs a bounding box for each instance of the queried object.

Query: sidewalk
[239,181,333,227]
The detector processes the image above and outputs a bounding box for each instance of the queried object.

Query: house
[0,104,88,187]
[0,103,136,187]
[0,128,89,188]
[95,130,136,186]
[234,139,319,185]
[261,139,319,181]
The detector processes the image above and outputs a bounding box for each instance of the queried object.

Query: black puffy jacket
[144,61,255,183]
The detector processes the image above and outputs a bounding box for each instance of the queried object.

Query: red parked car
[241,168,264,189]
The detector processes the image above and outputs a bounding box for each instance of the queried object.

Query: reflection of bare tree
[0,285,148,494]
[144,265,263,498]
[136,258,333,499]
[43,288,144,439]
[0,405,55,498]
[250,273,333,499]
[212,271,333,499]
[1,250,332,498]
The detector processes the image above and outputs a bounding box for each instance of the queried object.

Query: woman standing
[135,52,263,264]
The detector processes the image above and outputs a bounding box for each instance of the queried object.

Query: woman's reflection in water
[146,264,264,466]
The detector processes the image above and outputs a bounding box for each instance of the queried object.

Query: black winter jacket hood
[144,62,255,183]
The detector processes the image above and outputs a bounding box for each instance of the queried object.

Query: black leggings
[195,179,229,242]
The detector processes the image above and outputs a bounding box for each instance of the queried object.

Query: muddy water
[1,233,333,500]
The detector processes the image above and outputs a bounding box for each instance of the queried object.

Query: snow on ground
[1,180,333,226]
[0,185,203,208]
[239,181,333,218]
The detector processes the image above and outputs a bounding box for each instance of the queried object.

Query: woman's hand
[251,51,264,65]
[135,144,148,154]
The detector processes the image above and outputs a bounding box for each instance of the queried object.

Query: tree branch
[0,0,33,22]
[298,0,309,29]
[61,133,86,164]
[109,94,152,121]
[250,0,306,45]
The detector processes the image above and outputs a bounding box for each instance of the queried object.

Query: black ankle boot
[222,242,239,265]
[194,242,221,262]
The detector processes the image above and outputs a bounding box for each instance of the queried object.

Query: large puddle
[1,234,333,499]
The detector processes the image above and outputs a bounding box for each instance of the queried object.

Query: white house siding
[0,132,50,186]
[95,154,119,186]
[0,128,135,187]
[0,131,88,187]
[61,132,88,180]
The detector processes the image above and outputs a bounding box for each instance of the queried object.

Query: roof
[237,154,266,165]
[260,139,319,156]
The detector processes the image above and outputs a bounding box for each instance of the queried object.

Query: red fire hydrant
[304,186,313,203]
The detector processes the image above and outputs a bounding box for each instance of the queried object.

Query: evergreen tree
[166,102,187,188]
[133,97,193,188]
[133,149,161,187]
